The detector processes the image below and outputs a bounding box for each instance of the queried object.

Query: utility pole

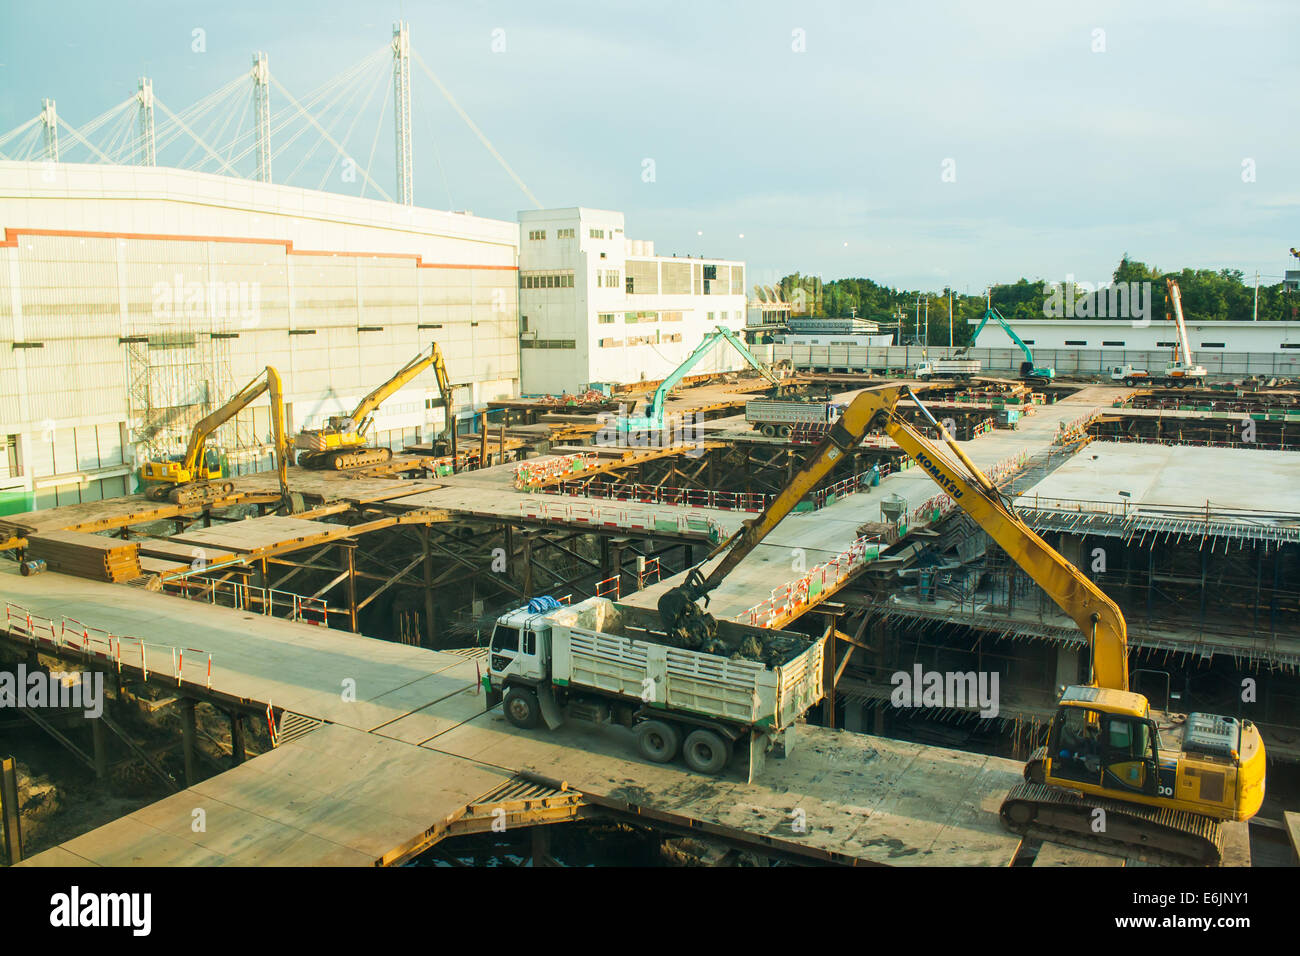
[136,78,156,166]
[923,296,929,346]
[393,21,413,206]
[948,291,954,348]
[1253,271,1259,322]
[252,53,271,183]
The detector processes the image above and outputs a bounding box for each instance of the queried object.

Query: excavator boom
[659,384,1127,689]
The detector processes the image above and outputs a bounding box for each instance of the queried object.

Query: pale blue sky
[2,0,1296,292]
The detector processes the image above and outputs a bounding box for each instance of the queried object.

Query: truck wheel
[682,728,731,775]
[503,687,541,729]
[635,719,680,763]
[760,424,777,437]
[777,425,792,438]
[1123,378,1134,387]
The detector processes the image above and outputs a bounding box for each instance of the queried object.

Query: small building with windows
[517,208,747,395]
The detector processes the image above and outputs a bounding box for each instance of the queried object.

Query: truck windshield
[491,625,520,653]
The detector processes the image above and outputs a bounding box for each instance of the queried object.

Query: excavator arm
[632,326,780,430]
[659,384,1129,691]
[153,365,293,510]
[347,344,449,437]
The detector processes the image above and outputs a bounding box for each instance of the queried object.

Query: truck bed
[546,598,825,735]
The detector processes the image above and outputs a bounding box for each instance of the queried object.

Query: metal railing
[162,577,329,625]
[4,602,213,689]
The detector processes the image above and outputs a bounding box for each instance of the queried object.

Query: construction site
[1,345,1298,868]
[0,15,1297,880]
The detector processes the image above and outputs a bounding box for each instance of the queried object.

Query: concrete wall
[753,343,1300,379]
[0,160,520,513]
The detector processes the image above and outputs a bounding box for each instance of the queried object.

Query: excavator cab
[1043,694,1160,798]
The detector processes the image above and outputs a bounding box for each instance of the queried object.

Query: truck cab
[487,605,552,688]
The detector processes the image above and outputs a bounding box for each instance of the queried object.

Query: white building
[0,160,520,514]
[517,208,747,395]
[969,318,1300,354]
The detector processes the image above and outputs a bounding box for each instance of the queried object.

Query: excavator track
[1000,780,1225,867]
[298,447,392,471]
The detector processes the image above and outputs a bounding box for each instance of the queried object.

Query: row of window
[1051,339,1231,349]
[526,226,619,241]
[521,272,575,289]
[598,332,684,348]
[597,269,620,288]
[520,338,576,349]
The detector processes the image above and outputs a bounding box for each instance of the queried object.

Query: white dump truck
[745,399,845,438]
[913,359,981,381]
[484,596,826,781]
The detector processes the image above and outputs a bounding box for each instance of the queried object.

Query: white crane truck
[484,596,826,782]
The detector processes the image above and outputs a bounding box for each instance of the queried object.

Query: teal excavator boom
[623,326,781,431]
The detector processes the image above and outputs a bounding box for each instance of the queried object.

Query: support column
[345,544,358,633]
[229,712,247,766]
[1,756,21,865]
[522,534,534,597]
[531,825,552,867]
[422,524,435,647]
[822,618,838,729]
[181,698,198,787]
[90,710,108,780]
[479,410,489,468]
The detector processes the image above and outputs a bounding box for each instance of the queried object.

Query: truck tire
[635,719,680,763]
[504,687,542,729]
[760,424,777,438]
[777,425,792,439]
[682,728,731,775]
[1123,378,1135,387]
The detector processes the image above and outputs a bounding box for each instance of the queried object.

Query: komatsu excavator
[657,383,1266,865]
[295,344,452,470]
[138,365,295,511]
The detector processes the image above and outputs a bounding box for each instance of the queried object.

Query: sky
[1,0,1296,293]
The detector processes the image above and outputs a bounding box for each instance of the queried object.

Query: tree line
[777,256,1297,347]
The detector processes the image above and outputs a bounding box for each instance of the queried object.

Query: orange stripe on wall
[0,226,519,270]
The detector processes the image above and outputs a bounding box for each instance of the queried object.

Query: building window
[527,229,546,240]
[1102,340,1126,346]
[1021,340,1034,345]
[521,271,575,289]
[598,338,621,348]
[520,339,576,349]
[556,228,575,239]
[598,269,620,288]
[1200,342,1225,348]
[661,311,683,322]
[1065,340,1087,346]
[589,228,606,239]
[1282,343,1300,349]
[707,312,714,321]
[1156,341,1176,348]
[2,434,19,480]
[598,313,617,324]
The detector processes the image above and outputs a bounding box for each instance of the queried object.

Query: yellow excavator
[139,365,294,510]
[658,383,1266,865]
[295,344,452,470]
